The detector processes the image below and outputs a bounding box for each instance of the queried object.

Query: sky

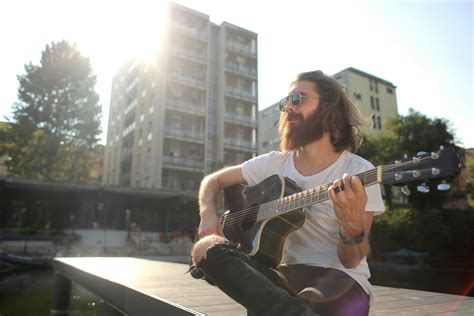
[0,0,472,148]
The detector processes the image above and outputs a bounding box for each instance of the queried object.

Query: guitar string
[221,161,403,226]
[224,159,441,227]
[232,152,441,225]
[222,168,379,227]
[221,155,439,227]
[222,166,433,228]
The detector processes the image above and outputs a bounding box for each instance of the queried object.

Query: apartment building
[258,103,281,154]
[258,68,398,154]
[102,3,258,194]
[334,67,398,132]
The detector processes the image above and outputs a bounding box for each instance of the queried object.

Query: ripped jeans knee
[191,234,228,265]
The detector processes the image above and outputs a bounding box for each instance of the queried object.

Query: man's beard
[280,107,325,151]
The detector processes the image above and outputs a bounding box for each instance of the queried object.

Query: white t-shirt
[241,150,385,301]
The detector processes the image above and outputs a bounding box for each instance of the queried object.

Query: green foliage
[371,207,474,262]
[0,40,101,181]
[358,109,462,210]
[360,110,472,262]
[371,207,450,255]
[465,154,474,207]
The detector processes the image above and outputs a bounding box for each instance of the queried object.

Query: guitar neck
[257,166,382,222]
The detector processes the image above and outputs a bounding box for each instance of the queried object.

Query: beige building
[258,103,281,154]
[102,3,258,194]
[259,68,398,154]
[334,67,398,132]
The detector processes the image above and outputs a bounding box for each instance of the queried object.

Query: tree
[465,153,474,207]
[358,109,461,210]
[0,40,101,181]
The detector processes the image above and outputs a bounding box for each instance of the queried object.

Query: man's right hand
[198,211,224,238]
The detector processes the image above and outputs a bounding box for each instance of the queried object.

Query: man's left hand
[328,173,368,236]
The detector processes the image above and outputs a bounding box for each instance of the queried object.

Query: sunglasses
[279,91,318,112]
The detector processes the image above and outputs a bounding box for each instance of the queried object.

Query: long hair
[278,70,367,153]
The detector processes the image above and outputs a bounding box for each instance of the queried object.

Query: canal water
[0,261,473,315]
[0,269,99,316]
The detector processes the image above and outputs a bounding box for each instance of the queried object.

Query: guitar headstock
[381,147,461,187]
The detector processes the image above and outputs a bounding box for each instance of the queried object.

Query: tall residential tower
[103,3,258,194]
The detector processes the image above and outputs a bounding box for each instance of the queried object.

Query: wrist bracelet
[339,229,365,245]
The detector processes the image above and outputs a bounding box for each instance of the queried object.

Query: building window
[387,87,393,94]
[376,98,380,111]
[369,79,373,92]
[375,82,379,94]
[377,116,382,130]
[370,96,375,109]
[353,92,362,100]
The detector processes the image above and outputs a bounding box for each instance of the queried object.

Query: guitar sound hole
[241,204,258,231]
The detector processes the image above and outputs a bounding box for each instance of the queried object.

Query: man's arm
[337,212,374,269]
[198,165,246,238]
[329,173,374,269]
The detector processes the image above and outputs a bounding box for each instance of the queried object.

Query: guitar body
[222,174,306,269]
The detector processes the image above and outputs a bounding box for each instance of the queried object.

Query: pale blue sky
[0,0,472,147]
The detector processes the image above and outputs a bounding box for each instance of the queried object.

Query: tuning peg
[431,151,440,159]
[401,186,411,196]
[437,181,451,191]
[412,170,421,178]
[417,183,430,193]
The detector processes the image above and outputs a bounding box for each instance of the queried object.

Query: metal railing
[162,155,205,170]
[225,62,257,77]
[166,98,206,115]
[170,47,207,62]
[224,138,257,150]
[224,112,257,125]
[164,127,205,141]
[224,87,257,101]
[226,40,256,57]
[168,73,207,88]
[171,22,208,41]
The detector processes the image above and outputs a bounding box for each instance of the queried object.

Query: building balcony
[225,40,256,58]
[224,87,257,102]
[224,112,257,126]
[170,47,207,63]
[224,138,257,151]
[225,62,257,78]
[171,22,208,41]
[166,98,206,116]
[164,127,205,142]
[162,155,205,170]
[161,183,199,195]
[168,73,207,89]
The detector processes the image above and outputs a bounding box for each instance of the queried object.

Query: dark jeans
[196,242,370,316]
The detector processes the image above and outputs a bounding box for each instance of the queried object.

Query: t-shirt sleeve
[241,151,282,186]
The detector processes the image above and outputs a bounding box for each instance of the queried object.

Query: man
[191,70,384,315]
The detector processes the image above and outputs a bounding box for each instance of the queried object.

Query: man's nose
[285,101,297,113]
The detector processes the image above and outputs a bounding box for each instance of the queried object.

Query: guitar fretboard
[256,166,381,221]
